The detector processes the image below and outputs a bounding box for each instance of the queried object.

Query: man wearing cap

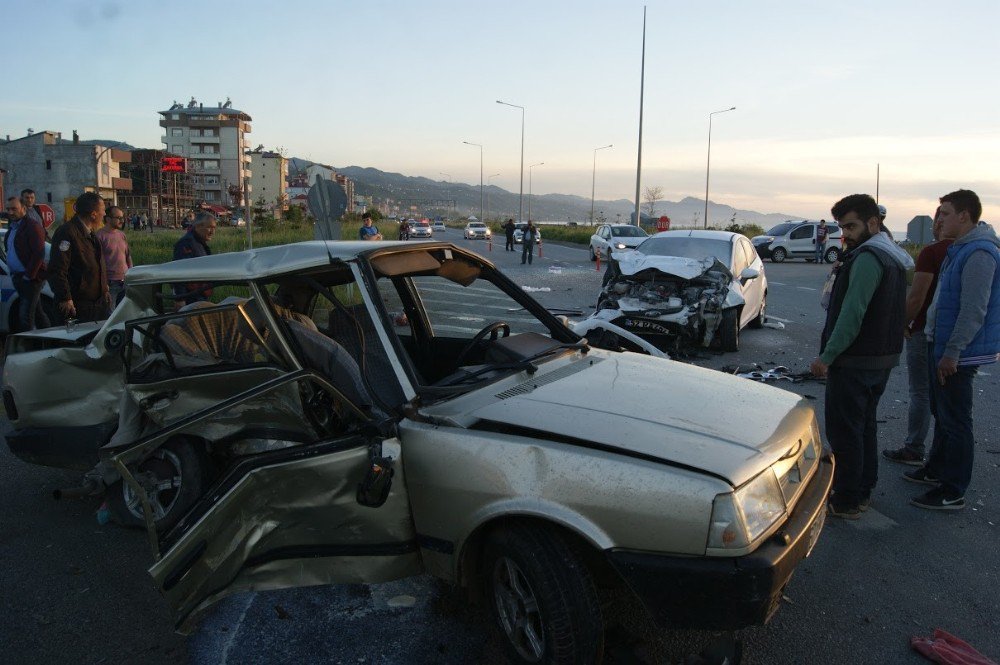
[47,192,111,323]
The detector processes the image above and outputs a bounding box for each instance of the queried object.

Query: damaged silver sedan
[580,230,768,354]
[3,240,826,665]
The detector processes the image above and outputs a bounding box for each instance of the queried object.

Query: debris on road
[762,320,786,329]
[910,629,997,665]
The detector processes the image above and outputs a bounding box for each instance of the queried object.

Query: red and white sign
[657,215,671,232]
[36,204,56,229]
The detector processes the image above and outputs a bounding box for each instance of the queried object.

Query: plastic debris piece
[521,286,551,292]
[911,629,997,665]
[95,501,111,526]
[762,320,786,329]
[387,594,416,608]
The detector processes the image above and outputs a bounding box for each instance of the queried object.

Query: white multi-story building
[158,98,251,205]
[248,148,288,217]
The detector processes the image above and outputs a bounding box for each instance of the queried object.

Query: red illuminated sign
[161,156,187,173]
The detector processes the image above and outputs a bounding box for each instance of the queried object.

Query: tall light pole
[487,172,500,222]
[462,141,484,222]
[439,172,451,182]
[704,106,736,228]
[591,144,613,225]
[528,162,544,221]
[496,100,525,222]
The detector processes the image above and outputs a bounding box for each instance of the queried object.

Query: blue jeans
[13,274,51,331]
[903,331,931,454]
[824,366,891,507]
[925,345,978,495]
[815,241,825,263]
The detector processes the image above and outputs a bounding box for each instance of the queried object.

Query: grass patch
[128,225,315,266]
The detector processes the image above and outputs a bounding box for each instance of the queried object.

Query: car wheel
[825,247,841,263]
[107,437,209,531]
[589,245,597,261]
[749,291,766,329]
[771,247,787,263]
[720,308,740,352]
[484,525,603,664]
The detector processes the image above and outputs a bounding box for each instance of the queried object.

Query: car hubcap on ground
[493,556,545,662]
[123,449,183,520]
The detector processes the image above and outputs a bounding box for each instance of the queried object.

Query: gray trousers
[904,330,931,454]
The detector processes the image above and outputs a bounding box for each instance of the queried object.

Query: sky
[5,0,999,233]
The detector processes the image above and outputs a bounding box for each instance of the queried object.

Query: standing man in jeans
[810,194,912,519]
[905,189,1000,510]
[521,221,538,265]
[815,219,829,264]
[4,196,51,330]
[95,205,133,305]
[884,209,953,466]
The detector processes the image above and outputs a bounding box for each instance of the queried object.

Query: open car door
[105,298,421,630]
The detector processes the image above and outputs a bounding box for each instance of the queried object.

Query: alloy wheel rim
[493,556,545,662]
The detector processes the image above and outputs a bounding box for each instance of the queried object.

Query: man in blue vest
[905,189,1000,510]
[810,194,913,519]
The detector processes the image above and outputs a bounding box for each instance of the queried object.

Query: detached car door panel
[145,435,419,629]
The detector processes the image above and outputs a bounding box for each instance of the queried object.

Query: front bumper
[606,454,834,630]
[753,242,772,258]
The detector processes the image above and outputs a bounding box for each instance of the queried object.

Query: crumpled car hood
[612,252,731,281]
[468,353,809,486]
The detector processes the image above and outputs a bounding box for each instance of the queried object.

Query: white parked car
[582,230,767,353]
[410,220,433,238]
[463,221,491,239]
[752,221,842,264]
[432,220,447,233]
[589,223,649,260]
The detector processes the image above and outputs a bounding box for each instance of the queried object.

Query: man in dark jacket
[503,218,516,252]
[172,211,216,304]
[810,193,913,519]
[47,192,111,323]
[4,196,51,330]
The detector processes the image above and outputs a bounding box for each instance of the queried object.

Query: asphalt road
[2,234,998,664]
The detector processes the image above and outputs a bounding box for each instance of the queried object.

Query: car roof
[126,240,417,285]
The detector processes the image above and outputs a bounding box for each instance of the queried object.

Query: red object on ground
[911,629,997,665]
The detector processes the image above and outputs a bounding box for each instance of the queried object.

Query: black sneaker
[902,467,939,486]
[883,446,924,466]
[828,502,861,520]
[910,488,965,511]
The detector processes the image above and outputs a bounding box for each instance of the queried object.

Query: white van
[752,221,842,263]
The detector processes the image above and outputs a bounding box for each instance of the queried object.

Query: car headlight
[614,242,627,249]
[708,470,786,550]
[486,230,491,236]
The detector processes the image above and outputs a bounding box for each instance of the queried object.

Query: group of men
[811,190,998,517]
[501,218,539,264]
[4,190,133,329]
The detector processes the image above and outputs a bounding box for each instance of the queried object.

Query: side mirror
[739,267,760,284]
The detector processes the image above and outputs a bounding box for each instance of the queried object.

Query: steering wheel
[454,321,510,367]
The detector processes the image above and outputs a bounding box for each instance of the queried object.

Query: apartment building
[159,97,251,205]
[247,148,288,217]
[0,130,131,222]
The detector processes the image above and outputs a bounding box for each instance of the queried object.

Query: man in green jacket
[810,194,913,519]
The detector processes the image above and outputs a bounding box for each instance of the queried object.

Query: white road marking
[796,287,818,291]
[770,281,787,286]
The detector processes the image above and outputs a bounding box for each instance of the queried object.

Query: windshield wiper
[437,341,589,388]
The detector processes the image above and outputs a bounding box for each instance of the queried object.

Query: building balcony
[190,135,221,144]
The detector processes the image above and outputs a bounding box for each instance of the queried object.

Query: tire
[825,247,841,264]
[720,308,740,352]
[749,291,766,329]
[484,525,603,664]
[589,245,597,261]
[107,437,209,531]
[771,247,787,263]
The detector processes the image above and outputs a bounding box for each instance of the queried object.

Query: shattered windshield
[635,238,732,265]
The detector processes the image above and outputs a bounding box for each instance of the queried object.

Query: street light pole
[496,100,525,222]
[528,162,544,221]
[704,106,736,228]
[487,172,500,222]
[591,144,613,225]
[462,141,484,222]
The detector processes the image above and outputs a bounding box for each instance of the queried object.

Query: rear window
[765,222,797,236]
[612,226,648,238]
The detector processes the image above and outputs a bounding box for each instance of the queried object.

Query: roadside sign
[36,204,56,228]
[63,197,77,221]
[657,215,671,231]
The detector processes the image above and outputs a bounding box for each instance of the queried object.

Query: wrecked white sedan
[582,230,768,354]
[3,240,826,664]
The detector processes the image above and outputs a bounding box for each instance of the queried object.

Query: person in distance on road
[504,218,516,252]
[905,189,1000,511]
[815,219,829,264]
[810,193,912,519]
[520,220,538,265]
[883,208,953,467]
